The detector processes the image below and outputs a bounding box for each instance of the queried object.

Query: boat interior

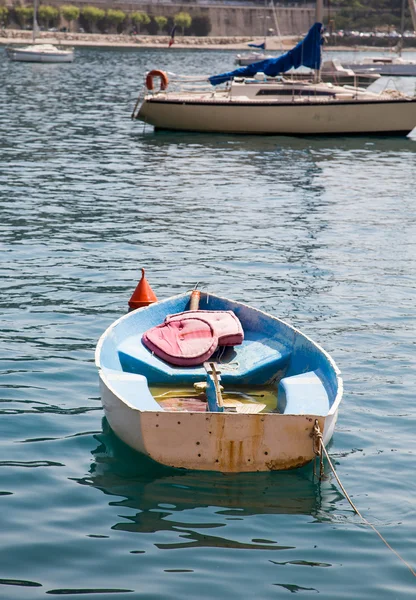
[98,293,340,416]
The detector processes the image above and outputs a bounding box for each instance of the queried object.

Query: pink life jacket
[142,310,244,366]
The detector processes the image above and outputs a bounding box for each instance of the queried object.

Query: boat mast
[270,0,284,51]
[314,1,324,83]
[315,0,324,23]
[398,0,406,55]
[408,0,416,32]
[32,0,39,44]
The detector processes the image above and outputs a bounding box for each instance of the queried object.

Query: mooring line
[312,420,416,578]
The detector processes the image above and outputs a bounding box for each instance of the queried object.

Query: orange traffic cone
[128,268,158,311]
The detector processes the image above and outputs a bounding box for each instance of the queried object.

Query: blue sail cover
[248,42,266,50]
[209,22,323,86]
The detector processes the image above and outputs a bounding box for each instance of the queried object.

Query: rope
[131,85,146,119]
[215,345,240,371]
[312,420,416,578]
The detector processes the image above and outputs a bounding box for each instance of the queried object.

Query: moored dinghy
[95,274,343,473]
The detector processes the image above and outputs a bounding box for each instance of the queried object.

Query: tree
[174,12,192,35]
[106,8,126,33]
[38,5,60,29]
[14,6,34,29]
[131,11,150,34]
[154,16,167,34]
[190,14,211,37]
[81,6,105,33]
[61,5,80,32]
[0,6,8,28]
[329,0,412,33]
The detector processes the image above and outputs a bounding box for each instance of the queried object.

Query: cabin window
[256,89,336,97]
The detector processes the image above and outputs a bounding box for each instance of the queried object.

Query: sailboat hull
[138,96,416,136]
[236,54,275,66]
[7,46,74,63]
[342,63,416,77]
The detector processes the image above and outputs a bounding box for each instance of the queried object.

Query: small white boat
[235,50,275,66]
[6,0,74,64]
[342,0,416,77]
[341,55,416,78]
[133,24,416,136]
[318,59,380,87]
[235,0,276,66]
[95,281,343,473]
[6,43,74,63]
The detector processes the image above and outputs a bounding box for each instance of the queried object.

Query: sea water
[0,45,415,598]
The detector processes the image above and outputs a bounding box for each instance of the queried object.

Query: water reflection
[135,128,416,155]
[74,419,344,551]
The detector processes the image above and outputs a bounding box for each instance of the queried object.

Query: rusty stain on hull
[133,412,327,473]
[214,412,266,472]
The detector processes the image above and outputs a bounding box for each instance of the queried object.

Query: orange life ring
[146,70,169,92]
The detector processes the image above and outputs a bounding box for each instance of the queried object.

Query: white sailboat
[6,0,74,63]
[341,55,416,77]
[133,23,416,137]
[235,0,276,66]
[235,44,274,67]
[341,0,416,77]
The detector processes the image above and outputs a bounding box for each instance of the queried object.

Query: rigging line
[131,89,144,119]
[313,420,416,579]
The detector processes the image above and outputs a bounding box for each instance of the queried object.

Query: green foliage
[0,6,8,27]
[38,5,59,28]
[174,11,192,35]
[106,8,126,32]
[61,5,80,25]
[145,17,159,36]
[154,15,167,33]
[131,11,150,33]
[81,5,105,28]
[329,0,414,31]
[14,6,34,28]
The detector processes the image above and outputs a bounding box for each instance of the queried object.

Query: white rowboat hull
[99,372,338,473]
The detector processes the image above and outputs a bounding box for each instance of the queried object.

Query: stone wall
[167,5,316,36]
[3,1,317,36]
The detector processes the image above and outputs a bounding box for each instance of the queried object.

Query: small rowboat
[95,289,342,473]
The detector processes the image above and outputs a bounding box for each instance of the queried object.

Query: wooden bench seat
[117,330,292,386]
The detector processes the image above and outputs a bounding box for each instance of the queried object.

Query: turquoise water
[1,45,416,598]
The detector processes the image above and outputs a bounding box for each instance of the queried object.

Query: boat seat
[142,310,244,367]
[117,330,292,386]
[278,371,329,416]
[101,369,163,411]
